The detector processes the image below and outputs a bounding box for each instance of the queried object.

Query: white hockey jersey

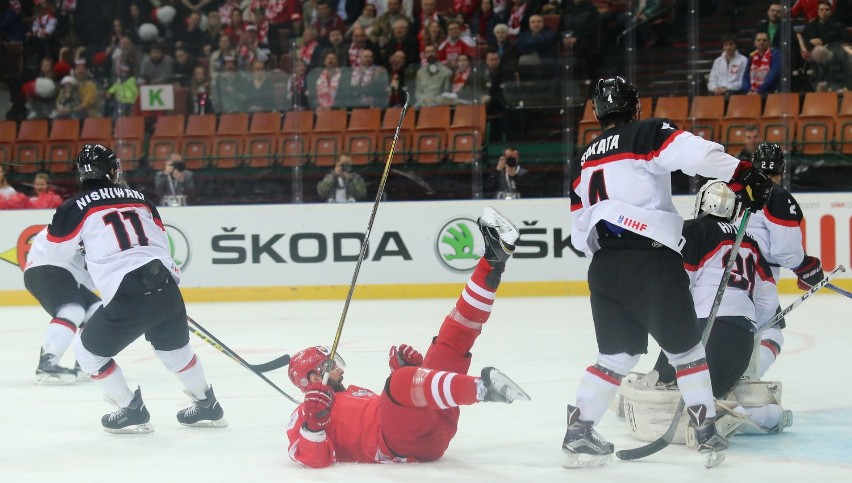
[25,227,95,290]
[681,217,777,327]
[43,183,179,305]
[745,184,806,279]
[570,118,741,256]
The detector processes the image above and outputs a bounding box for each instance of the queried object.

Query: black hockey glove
[732,161,772,209]
[793,255,824,291]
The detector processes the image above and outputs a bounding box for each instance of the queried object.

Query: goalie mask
[288,346,347,392]
[694,180,738,221]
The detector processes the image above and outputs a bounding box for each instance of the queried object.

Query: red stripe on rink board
[587,366,620,386]
[820,215,836,270]
[675,363,708,378]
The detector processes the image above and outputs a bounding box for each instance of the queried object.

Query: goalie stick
[616,209,753,464]
[187,317,299,404]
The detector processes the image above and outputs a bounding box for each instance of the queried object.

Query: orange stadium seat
[449,104,486,164]
[837,93,852,154]
[45,119,80,173]
[796,92,837,155]
[13,120,48,173]
[182,114,216,169]
[279,110,313,167]
[312,109,347,167]
[380,106,415,164]
[246,112,281,168]
[78,118,112,150]
[720,94,762,155]
[149,115,185,171]
[345,108,381,165]
[0,120,16,164]
[413,105,450,164]
[687,96,724,142]
[653,96,688,126]
[112,116,145,166]
[760,92,799,151]
[214,113,248,168]
[639,97,653,120]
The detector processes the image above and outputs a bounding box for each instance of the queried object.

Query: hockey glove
[302,382,334,432]
[792,255,824,291]
[731,161,772,209]
[389,344,424,372]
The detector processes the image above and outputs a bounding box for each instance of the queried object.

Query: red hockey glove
[302,382,334,432]
[389,344,423,372]
[793,255,824,291]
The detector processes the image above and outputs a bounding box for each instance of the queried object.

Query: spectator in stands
[172,44,197,86]
[348,3,379,39]
[707,34,747,97]
[1,0,27,42]
[370,0,411,46]
[755,3,787,50]
[53,76,82,119]
[599,0,628,53]
[202,11,224,55]
[317,154,367,203]
[471,0,498,45]
[298,26,321,69]
[0,165,25,210]
[347,26,381,67]
[110,35,141,79]
[791,0,836,21]
[155,153,197,207]
[313,0,348,41]
[28,173,63,209]
[347,48,389,107]
[560,0,599,77]
[288,59,310,109]
[106,63,139,118]
[214,55,247,112]
[139,41,175,85]
[489,23,513,60]
[483,49,507,140]
[311,50,345,109]
[210,35,236,86]
[26,0,59,60]
[414,0,447,42]
[258,0,304,55]
[189,65,212,114]
[636,0,674,48]
[452,0,479,17]
[387,50,415,107]
[448,52,487,105]
[800,1,846,60]
[313,28,348,67]
[224,8,248,46]
[219,0,245,27]
[177,11,206,57]
[245,59,276,111]
[513,14,557,80]
[415,44,453,106]
[505,0,531,40]
[420,20,447,64]
[809,44,852,92]
[737,124,760,160]
[124,3,146,44]
[742,31,781,96]
[236,23,271,69]
[439,21,475,70]
[381,19,419,67]
[490,146,529,199]
[73,59,102,118]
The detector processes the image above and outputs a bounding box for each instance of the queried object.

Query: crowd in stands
[1,0,851,207]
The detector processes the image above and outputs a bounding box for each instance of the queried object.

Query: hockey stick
[616,209,753,462]
[187,322,291,373]
[760,265,847,334]
[826,283,852,299]
[323,91,410,382]
[187,317,300,404]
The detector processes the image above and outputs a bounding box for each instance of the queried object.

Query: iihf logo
[617,215,648,231]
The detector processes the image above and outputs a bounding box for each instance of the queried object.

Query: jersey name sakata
[75,187,146,210]
[580,134,620,164]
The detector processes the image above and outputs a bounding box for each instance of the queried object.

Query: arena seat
[214,113,248,168]
[279,110,313,167]
[837,93,852,154]
[247,112,281,168]
[449,104,486,164]
[45,119,80,173]
[578,99,602,148]
[345,108,381,165]
[720,94,762,155]
[687,96,724,142]
[181,114,217,169]
[0,120,17,164]
[13,120,48,174]
[653,96,688,126]
[796,92,837,155]
[312,109,347,167]
[760,92,800,151]
[413,105,450,164]
[379,106,415,164]
[149,115,185,171]
[112,116,145,166]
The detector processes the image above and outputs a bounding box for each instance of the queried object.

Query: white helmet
[694,180,737,221]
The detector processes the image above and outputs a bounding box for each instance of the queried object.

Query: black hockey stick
[323,91,410,382]
[616,209,753,462]
[187,316,300,404]
[187,322,291,372]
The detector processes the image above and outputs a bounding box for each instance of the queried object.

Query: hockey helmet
[76,144,121,183]
[752,142,786,176]
[694,180,738,222]
[288,346,346,392]
[593,76,640,123]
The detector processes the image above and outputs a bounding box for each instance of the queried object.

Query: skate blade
[562,450,612,469]
[704,450,726,468]
[103,423,154,434]
[504,386,531,403]
[76,371,92,382]
[180,418,228,428]
[34,372,78,385]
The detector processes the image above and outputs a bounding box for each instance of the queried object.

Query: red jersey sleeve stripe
[763,206,800,227]
[582,130,685,169]
[46,203,154,243]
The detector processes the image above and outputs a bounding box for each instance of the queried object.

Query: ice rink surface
[1,293,850,482]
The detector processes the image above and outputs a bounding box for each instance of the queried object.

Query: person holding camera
[154,153,196,207]
[317,154,367,203]
[492,147,528,200]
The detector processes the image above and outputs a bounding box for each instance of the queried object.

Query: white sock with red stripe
[575,352,640,424]
[92,360,135,408]
[665,343,716,418]
[756,326,784,379]
[175,355,211,400]
[389,366,480,408]
[454,258,497,324]
[42,318,77,358]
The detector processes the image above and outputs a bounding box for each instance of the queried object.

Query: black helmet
[752,142,785,176]
[76,144,120,183]
[593,76,640,123]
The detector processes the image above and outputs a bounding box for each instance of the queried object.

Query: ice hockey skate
[102,387,153,434]
[478,207,519,266]
[562,404,614,468]
[687,404,728,468]
[177,386,228,428]
[481,367,530,404]
[35,349,78,385]
[74,360,92,382]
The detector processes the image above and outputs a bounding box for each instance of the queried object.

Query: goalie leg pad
[619,378,687,444]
